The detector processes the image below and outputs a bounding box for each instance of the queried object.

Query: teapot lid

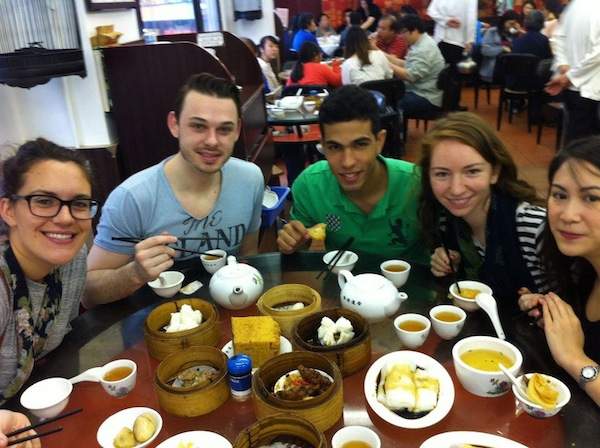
[351,273,392,290]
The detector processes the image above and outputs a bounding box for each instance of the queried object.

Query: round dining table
[6,252,599,447]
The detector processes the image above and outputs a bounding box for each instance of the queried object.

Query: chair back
[359,79,405,110]
[496,53,542,91]
[281,84,329,97]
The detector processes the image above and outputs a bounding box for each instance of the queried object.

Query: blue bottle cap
[227,354,252,375]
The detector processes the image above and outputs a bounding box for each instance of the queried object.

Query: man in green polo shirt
[277,85,428,262]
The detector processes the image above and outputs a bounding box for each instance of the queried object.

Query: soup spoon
[475,293,506,340]
[498,363,529,403]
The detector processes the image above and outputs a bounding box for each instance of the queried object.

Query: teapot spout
[230,286,248,307]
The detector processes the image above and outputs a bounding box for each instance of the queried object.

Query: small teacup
[332,425,381,448]
[393,313,431,350]
[100,359,137,398]
[380,260,411,288]
[429,305,466,340]
[201,249,227,274]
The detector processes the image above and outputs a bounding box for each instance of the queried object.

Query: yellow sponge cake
[232,316,280,367]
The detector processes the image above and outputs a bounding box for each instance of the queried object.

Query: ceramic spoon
[69,366,103,384]
[475,292,506,340]
[499,363,529,403]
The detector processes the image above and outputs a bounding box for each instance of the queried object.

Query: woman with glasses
[0,138,98,404]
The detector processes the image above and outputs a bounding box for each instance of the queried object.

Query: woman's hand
[518,287,545,325]
[543,292,586,369]
[0,410,40,448]
[430,247,460,277]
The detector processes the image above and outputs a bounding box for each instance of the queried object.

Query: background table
[7,252,599,447]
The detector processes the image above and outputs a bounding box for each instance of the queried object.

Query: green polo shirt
[290,156,428,263]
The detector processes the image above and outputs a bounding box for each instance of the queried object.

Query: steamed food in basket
[273,365,333,401]
[167,364,220,389]
[316,316,355,347]
[376,362,439,418]
[163,304,202,333]
[257,437,315,448]
[113,413,157,448]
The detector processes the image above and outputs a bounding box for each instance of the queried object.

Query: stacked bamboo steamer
[144,298,220,360]
[234,415,326,448]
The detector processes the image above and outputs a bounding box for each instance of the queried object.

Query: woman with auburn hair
[341,26,393,85]
[419,112,549,316]
[519,137,600,406]
[0,138,97,404]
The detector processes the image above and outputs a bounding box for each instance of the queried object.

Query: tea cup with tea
[393,313,431,349]
[201,249,227,274]
[331,425,381,448]
[70,358,137,398]
[380,260,411,288]
[429,305,466,340]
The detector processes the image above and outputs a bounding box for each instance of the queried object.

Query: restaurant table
[6,252,599,447]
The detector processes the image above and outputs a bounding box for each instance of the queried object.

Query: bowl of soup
[452,336,523,397]
[448,281,493,312]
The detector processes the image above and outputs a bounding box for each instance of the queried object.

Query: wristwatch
[579,365,599,387]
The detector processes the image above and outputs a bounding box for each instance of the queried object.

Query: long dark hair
[541,137,600,301]
[344,26,371,66]
[418,112,541,246]
[290,41,320,83]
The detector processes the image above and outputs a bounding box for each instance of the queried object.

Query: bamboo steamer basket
[256,284,322,338]
[144,298,220,360]
[233,414,327,448]
[252,352,343,432]
[154,345,229,416]
[292,308,371,377]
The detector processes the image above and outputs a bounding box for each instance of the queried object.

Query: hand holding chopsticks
[3,408,81,447]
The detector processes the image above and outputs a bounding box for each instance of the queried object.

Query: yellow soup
[458,288,480,300]
[460,349,514,372]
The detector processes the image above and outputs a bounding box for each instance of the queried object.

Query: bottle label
[229,373,252,392]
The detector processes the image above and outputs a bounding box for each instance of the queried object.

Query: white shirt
[341,50,393,86]
[427,0,477,48]
[552,0,600,101]
[257,57,280,92]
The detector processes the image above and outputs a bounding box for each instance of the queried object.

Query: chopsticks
[441,243,461,295]
[6,407,82,445]
[316,236,354,280]
[111,237,216,257]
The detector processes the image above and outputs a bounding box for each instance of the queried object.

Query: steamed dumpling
[113,427,136,448]
[133,412,156,443]
[317,316,355,346]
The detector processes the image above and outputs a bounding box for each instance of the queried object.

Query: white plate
[420,431,529,448]
[97,407,162,448]
[364,351,454,429]
[156,430,232,448]
[221,336,292,359]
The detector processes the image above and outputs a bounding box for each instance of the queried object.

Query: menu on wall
[322,0,431,28]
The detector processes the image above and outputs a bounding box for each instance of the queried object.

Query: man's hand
[430,247,460,277]
[0,410,39,448]
[277,220,310,254]
[545,73,571,96]
[447,18,461,28]
[132,234,178,283]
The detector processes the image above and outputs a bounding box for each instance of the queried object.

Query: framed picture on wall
[86,0,138,11]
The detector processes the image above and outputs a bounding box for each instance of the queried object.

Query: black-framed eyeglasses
[11,194,100,220]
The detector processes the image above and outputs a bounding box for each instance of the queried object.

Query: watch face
[582,366,597,379]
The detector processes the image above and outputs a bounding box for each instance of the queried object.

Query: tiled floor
[402,86,557,197]
[259,86,557,252]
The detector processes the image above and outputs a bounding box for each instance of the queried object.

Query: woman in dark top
[356,0,382,33]
[519,137,600,406]
[512,10,552,60]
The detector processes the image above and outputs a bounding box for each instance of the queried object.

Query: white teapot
[338,270,408,323]
[209,256,264,310]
